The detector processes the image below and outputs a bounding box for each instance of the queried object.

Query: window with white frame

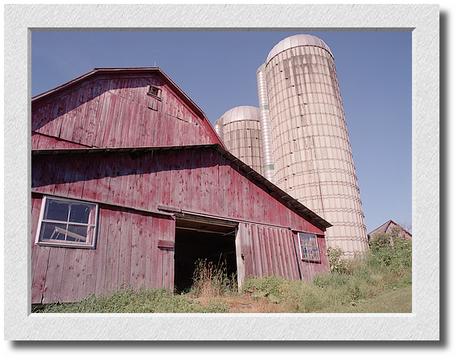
[36,196,98,248]
[147,85,162,99]
[298,232,320,262]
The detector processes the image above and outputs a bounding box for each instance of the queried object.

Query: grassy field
[32,233,411,313]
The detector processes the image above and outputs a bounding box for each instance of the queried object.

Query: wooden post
[235,223,245,292]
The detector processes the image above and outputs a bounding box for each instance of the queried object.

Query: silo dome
[266,34,333,64]
[216,106,263,174]
[218,106,260,125]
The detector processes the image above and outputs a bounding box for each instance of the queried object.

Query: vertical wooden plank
[277,229,288,278]
[118,211,132,289]
[272,228,283,278]
[42,247,66,303]
[31,246,51,304]
[281,229,295,280]
[251,224,262,277]
[102,92,118,147]
[129,212,140,289]
[105,208,122,294]
[168,248,175,290]
[257,226,268,277]
[84,82,100,147]
[116,97,130,148]
[144,215,155,288]
[57,247,79,302]
[75,246,96,301]
[93,85,109,147]
[241,223,254,279]
[160,153,172,206]
[93,207,110,296]
[137,213,147,288]
[67,248,86,302]
[270,229,280,277]
[129,212,147,289]
[152,217,162,288]
[264,227,274,276]
[70,92,88,145]
[58,88,77,143]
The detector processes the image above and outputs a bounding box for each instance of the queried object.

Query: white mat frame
[4,4,439,341]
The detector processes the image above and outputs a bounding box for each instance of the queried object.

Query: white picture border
[4,4,439,341]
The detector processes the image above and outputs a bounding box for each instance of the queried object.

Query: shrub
[368,234,412,275]
[327,247,353,274]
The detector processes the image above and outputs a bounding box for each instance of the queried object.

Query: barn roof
[32,67,225,147]
[368,219,412,237]
[32,143,332,230]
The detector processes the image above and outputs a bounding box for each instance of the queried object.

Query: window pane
[69,203,94,224]
[45,199,70,221]
[40,222,67,241]
[66,225,89,243]
[299,232,320,261]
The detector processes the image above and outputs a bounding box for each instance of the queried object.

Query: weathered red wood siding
[31,193,175,304]
[32,73,220,150]
[237,223,328,282]
[31,147,329,303]
[32,132,90,150]
[32,148,324,233]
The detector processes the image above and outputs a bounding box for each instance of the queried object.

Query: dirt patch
[191,293,288,313]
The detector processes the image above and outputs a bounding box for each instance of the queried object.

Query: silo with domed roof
[259,34,368,256]
[215,106,264,175]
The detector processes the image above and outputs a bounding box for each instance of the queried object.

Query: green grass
[318,287,412,313]
[32,234,411,313]
[32,288,229,313]
[242,235,412,313]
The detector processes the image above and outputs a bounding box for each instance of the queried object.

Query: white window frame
[35,195,99,249]
[297,232,321,263]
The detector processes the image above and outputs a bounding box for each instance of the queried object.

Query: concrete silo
[259,34,368,256]
[215,106,264,174]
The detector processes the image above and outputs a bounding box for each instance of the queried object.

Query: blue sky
[32,30,412,232]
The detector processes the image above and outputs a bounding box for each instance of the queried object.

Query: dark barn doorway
[174,216,238,293]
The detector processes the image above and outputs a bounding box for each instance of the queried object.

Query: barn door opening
[173,215,238,294]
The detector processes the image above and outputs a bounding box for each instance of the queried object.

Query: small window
[36,196,98,248]
[298,232,320,262]
[147,85,161,99]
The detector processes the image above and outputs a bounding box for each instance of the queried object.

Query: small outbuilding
[31,67,331,304]
[368,220,412,243]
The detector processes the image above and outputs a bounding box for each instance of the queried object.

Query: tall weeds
[190,259,238,298]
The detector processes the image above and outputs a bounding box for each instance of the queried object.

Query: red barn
[31,67,331,304]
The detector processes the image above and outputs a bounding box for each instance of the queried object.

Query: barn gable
[32,68,223,150]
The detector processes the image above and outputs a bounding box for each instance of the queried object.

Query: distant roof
[32,143,332,231]
[216,105,260,126]
[266,34,333,63]
[32,67,224,147]
[368,219,412,237]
